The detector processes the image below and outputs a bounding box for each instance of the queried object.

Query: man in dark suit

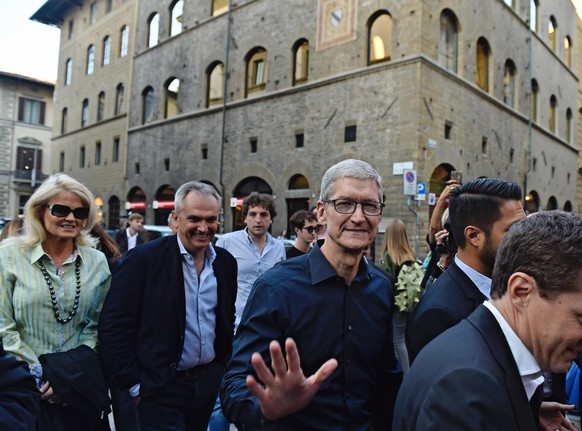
[99,181,237,431]
[394,211,581,430]
[406,178,525,363]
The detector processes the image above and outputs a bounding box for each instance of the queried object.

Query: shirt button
[170,363,177,369]
[348,324,353,330]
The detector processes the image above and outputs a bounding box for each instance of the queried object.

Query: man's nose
[350,204,367,221]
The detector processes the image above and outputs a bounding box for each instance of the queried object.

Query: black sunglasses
[302,225,321,234]
[47,204,90,220]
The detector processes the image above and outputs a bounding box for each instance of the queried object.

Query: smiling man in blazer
[99,181,237,431]
[394,211,582,430]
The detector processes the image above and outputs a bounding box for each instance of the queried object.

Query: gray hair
[174,181,221,214]
[319,159,383,201]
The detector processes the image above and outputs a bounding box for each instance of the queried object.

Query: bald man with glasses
[221,159,400,431]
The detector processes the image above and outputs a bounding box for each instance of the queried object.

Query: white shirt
[483,301,545,400]
[455,255,492,299]
[126,227,138,250]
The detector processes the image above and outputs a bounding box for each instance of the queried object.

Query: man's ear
[316,201,326,224]
[464,225,483,248]
[506,272,535,307]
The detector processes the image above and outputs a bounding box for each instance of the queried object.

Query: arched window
[564,36,572,67]
[169,0,183,37]
[530,79,539,122]
[165,78,179,118]
[566,108,573,143]
[439,10,458,73]
[549,95,557,133]
[503,59,516,108]
[207,62,224,107]
[212,0,228,16]
[81,99,89,127]
[86,44,95,75]
[245,48,268,97]
[61,108,68,134]
[530,0,538,32]
[548,16,557,52]
[292,39,309,85]
[142,86,154,124]
[476,37,490,92]
[368,12,392,64]
[120,25,129,57]
[115,83,124,115]
[148,13,159,47]
[65,58,72,86]
[102,36,111,65]
[97,91,105,121]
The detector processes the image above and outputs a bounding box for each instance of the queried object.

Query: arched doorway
[286,174,311,235]
[564,200,573,212]
[154,184,176,226]
[231,177,272,231]
[546,196,558,210]
[524,190,540,214]
[428,163,456,222]
[126,186,147,219]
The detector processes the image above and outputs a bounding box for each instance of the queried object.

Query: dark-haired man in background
[286,210,318,259]
[406,177,525,363]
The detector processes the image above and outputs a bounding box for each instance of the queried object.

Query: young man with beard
[406,177,525,363]
[215,192,285,331]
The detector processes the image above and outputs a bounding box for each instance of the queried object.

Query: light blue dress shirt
[177,235,218,370]
[216,229,285,331]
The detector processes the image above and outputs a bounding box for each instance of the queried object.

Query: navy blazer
[394,305,537,430]
[98,235,237,397]
[406,260,487,363]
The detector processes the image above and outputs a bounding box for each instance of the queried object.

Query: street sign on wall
[403,169,417,196]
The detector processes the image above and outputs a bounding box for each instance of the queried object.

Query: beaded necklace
[38,257,81,324]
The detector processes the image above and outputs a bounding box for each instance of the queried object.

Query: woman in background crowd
[380,218,417,375]
[0,218,23,242]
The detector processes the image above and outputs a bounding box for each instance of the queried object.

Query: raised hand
[246,338,338,421]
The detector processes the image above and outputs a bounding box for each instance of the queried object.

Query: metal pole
[407,196,420,258]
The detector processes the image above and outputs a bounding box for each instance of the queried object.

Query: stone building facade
[126,0,578,250]
[32,0,137,228]
[33,0,579,253]
[0,72,54,219]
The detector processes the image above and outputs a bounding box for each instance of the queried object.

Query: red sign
[126,201,146,210]
[153,200,174,209]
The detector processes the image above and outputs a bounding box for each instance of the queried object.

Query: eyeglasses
[325,199,385,216]
[302,225,321,234]
[47,204,90,220]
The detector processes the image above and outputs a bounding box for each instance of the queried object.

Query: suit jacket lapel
[468,306,537,431]
[167,235,186,333]
[448,261,488,303]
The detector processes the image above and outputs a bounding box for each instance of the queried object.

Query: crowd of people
[1,160,582,431]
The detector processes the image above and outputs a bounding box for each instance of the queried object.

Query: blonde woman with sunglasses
[0,173,111,430]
